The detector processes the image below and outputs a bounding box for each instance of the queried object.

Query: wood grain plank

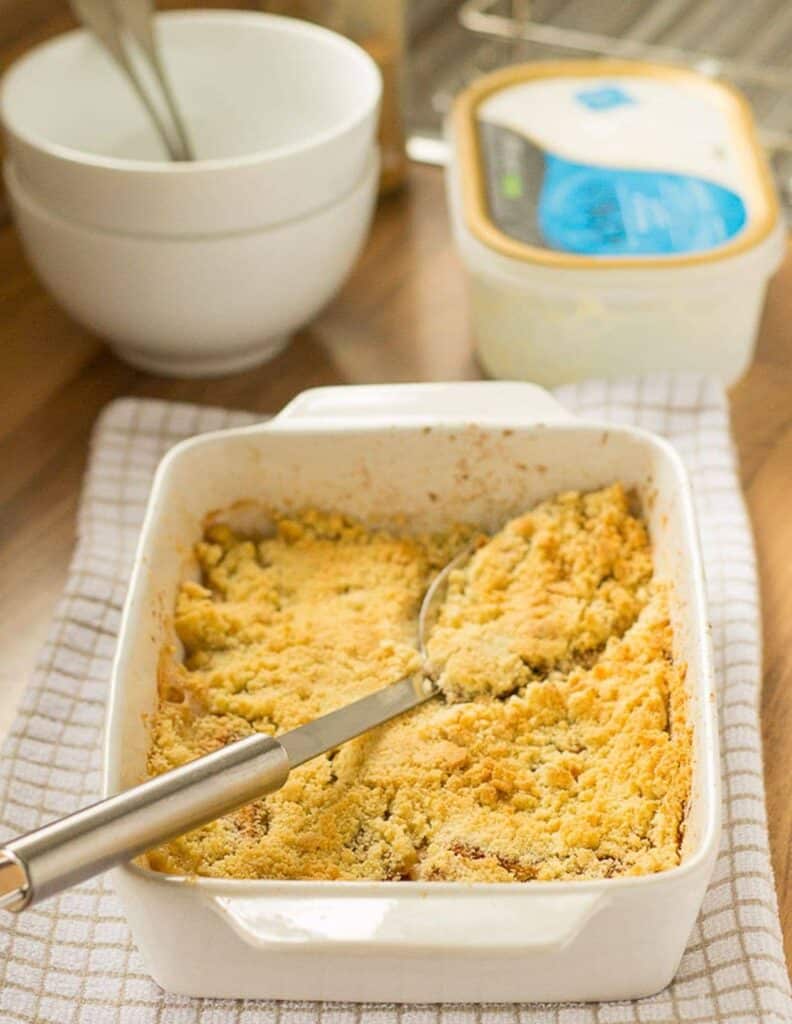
[731,244,792,970]
[0,232,105,438]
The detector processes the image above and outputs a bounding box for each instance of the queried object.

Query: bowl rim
[4,147,379,241]
[0,10,383,176]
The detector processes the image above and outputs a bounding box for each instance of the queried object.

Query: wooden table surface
[0,163,790,971]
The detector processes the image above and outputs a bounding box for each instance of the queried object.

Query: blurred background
[404,0,792,213]
[4,0,792,207]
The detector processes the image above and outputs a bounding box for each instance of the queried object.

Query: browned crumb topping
[146,484,691,882]
[428,484,653,701]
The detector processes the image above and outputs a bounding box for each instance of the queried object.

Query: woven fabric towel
[0,375,790,1024]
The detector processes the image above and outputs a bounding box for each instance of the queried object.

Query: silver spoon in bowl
[70,0,194,161]
[0,544,474,911]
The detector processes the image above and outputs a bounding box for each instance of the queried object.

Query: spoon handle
[68,0,180,161]
[0,675,433,911]
[0,733,290,911]
[114,0,194,160]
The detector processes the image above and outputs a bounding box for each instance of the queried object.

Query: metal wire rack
[405,0,792,206]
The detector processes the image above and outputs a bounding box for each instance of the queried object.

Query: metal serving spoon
[0,545,473,912]
[70,0,194,161]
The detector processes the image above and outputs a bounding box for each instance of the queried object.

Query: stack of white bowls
[0,12,382,377]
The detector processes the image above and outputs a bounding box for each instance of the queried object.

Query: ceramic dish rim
[104,409,721,902]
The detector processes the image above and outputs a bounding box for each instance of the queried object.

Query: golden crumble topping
[146,484,691,882]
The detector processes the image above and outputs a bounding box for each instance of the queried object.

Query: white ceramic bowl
[0,11,381,236]
[5,152,378,377]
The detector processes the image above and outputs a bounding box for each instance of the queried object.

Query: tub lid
[451,60,780,270]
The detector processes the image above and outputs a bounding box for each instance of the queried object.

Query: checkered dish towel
[0,375,790,1024]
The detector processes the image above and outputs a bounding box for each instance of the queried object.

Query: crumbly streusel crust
[146,484,691,882]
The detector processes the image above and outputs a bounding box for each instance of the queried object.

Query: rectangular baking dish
[105,381,720,1003]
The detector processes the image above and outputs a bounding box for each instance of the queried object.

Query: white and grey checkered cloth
[0,375,790,1023]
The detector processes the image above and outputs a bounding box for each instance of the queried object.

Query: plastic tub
[446,60,785,386]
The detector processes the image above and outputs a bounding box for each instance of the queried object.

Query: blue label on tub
[575,86,636,111]
[538,154,747,255]
[478,122,748,256]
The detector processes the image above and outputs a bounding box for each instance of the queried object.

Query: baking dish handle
[271,381,572,427]
[204,888,607,953]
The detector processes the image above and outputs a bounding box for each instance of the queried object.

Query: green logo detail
[501,172,523,199]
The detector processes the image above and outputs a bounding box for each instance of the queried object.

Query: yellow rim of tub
[452,59,780,271]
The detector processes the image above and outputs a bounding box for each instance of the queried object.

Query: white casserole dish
[105,381,720,1003]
